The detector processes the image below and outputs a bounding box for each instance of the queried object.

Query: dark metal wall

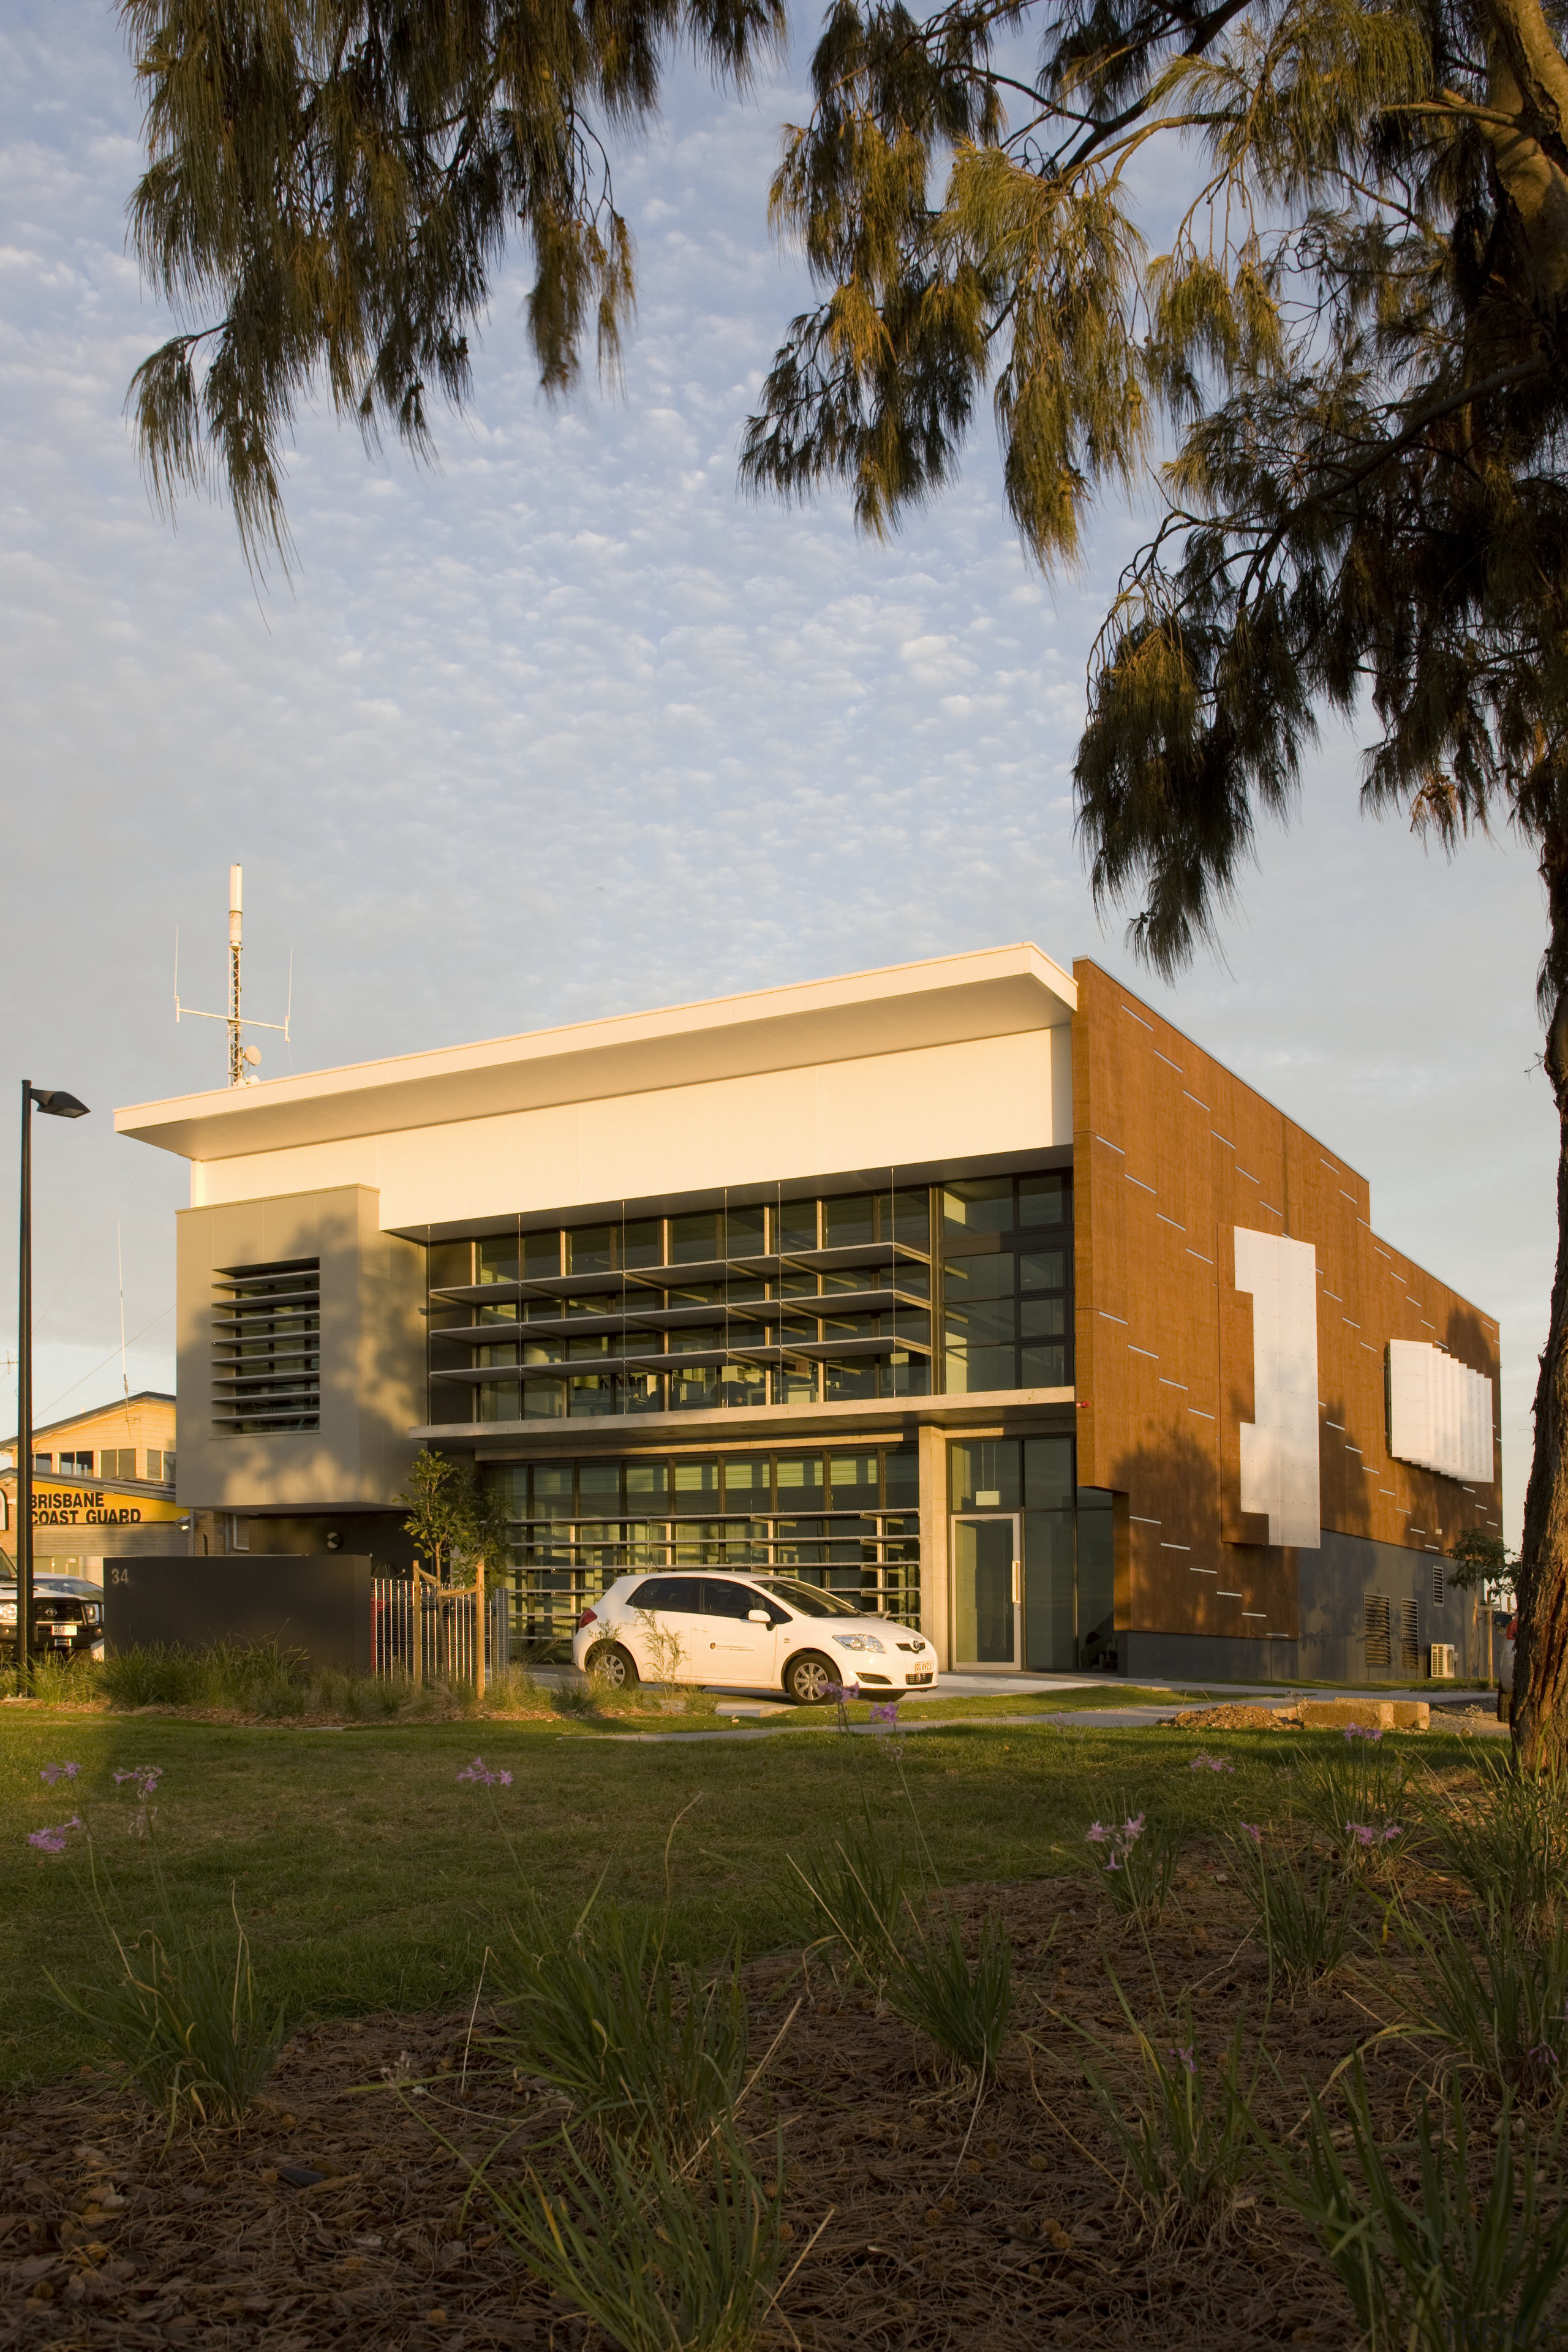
[102,1555,374,1673]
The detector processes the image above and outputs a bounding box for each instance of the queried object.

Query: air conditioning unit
[1429,1643,1458,1680]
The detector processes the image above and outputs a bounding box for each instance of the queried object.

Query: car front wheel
[587,1642,639,1690]
[784,1651,837,1706]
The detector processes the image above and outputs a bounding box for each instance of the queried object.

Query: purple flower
[1528,2045,1560,2071]
[1169,2045,1197,2078]
[1343,1724,1384,1744]
[457,1757,512,1787]
[1124,1814,1146,1842]
[39,1761,81,1787]
[1189,1753,1235,1774]
[1346,1820,1403,1849]
[1240,1822,1262,1844]
[113,1766,163,1798]
[1086,1823,1110,1844]
[28,1815,81,1855]
[870,1701,902,1728]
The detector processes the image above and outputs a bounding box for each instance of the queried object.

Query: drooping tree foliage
[123,0,1568,1760]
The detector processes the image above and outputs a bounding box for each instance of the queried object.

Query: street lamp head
[28,1089,89,1119]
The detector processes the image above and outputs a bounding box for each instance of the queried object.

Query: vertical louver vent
[1400,1597,1420,1672]
[212,1259,321,1433]
[1364,1593,1391,1669]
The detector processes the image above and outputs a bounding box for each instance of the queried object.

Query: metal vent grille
[1364,1593,1391,1668]
[212,1259,320,1433]
[1432,1562,1446,1608]
[1400,1597,1420,1672]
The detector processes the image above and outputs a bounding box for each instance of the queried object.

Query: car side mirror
[747,1609,771,1624]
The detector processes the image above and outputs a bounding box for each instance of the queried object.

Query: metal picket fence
[370,1574,509,1689]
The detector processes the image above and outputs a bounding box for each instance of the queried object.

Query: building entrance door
[952,1514,1022,1668]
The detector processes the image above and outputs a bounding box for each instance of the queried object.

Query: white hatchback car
[573,1571,937,1705]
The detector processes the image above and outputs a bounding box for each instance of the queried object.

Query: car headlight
[831,1632,885,1654]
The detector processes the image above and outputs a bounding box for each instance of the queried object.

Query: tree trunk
[1513,983,1568,1768]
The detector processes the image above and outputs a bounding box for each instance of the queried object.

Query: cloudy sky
[2,4,1552,1539]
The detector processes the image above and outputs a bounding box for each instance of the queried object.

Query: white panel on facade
[1234,1227,1322,1550]
[1389,1339,1494,1482]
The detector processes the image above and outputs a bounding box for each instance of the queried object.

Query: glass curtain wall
[428,1187,934,1426]
[948,1437,1116,1672]
[494,1446,921,1648]
[941,1173,1072,1393]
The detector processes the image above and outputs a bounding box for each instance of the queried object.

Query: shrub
[1274,2062,1568,2351]
[1294,1732,1412,1869]
[1421,1752,1568,1936]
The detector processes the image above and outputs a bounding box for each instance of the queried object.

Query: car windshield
[753,1577,863,1619]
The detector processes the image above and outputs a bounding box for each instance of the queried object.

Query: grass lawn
[4,1703,1484,2092]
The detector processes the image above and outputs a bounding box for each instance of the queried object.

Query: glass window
[1021,1298,1066,1338]
[718,1363,769,1410]
[824,1359,878,1401]
[829,1453,879,1510]
[701,1578,763,1619]
[626,1460,669,1508]
[1022,1345,1069,1389]
[523,1231,562,1279]
[478,1381,521,1423]
[671,1365,720,1410]
[568,1374,621,1418]
[624,1219,662,1268]
[628,1576,703,1612]
[890,1189,930,1250]
[723,1457,771,1510]
[886,1448,919,1508]
[725,1204,767,1256]
[623,1372,665,1415]
[670,1212,722,1264]
[673,1460,720,1509]
[1020,1250,1067,1291]
[755,1576,859,1617]
[884,1355,931,1397]
[1024,1437,1074,1509]
[942,1178,1013,1236]
[1019,1172,1068,1227]
[944,1253,1014,1302]
[579,1460,622,1512]
[567,1226,615,1275]
[478,1237,519,1284]
[1077,1490,1117,1670]
[776,1454,824,1504]
[774,1364,819,1405]
[778,1199,818,1252]
[521,1381,567,1419]
[949,1439,1022,1513]
[429,1241,472,1289]
[823,1194,875,1249]
[533,1463,575,1516]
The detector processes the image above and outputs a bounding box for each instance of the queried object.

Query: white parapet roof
[115,943,1077,1164]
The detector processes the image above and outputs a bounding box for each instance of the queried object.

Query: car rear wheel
[587,1642,639,1690]
[784,1651,837,1706]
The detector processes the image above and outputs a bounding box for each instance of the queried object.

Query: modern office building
[115,947,1503,1681]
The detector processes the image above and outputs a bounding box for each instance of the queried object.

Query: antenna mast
[175,865,292,1086]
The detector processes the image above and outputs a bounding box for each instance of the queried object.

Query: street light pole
[16,1082,89,1690]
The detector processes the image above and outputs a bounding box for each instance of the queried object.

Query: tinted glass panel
[701,1578,763,1619]
[1020,1250,1067,1291]
[625,1460,669,1506]
[943,1179,1012,1236]
[949,1439,1022,1513]
[630,1576,704,1612]
[523,1231,562,1279]
[1077,1491,1117,1669]
[886,1448,919,1508]
[823,1193,875,1248]
[671,1212,722,1263]
[429,1241,472,1288]
[533,1464,575,1517]
[829,1453,880,1509]
[579,1460,622,1511]
[673,1460,720,1507]
[725,1205,767,1256]
[1021,1298,1066,1338]
[723,1457,771,1508]
[1022,1345,1068,1387]
[775,1454,824,1502]
[778,1200,818,1251]
[890,1189,930,1250]
[1019,1172,1068,1227]
[624,1219,662,1267]
[567,1226,614,1274]
[1024,1436,1074,1509]
[944,1253,1014,1300]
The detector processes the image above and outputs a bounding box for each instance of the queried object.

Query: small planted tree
[396,1450,514,1693]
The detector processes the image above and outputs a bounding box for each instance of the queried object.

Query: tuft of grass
[50,1902,285,2132]
[486,2124,785,2352]
[1082,1802,1182,1926]
[492,1896,751,2159]
[790,1806,910,1986]
[1061,1978,1259,2241]
[887,1909,1012,2078]
[1292,1733,1412,1868]
[1231,1823,1357,1994]
[1272,2061,1568,2351]
[1420,1752,1568,1936]
[1398,1896,1568,2105]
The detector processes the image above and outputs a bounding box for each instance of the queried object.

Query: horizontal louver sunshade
[212,1258,320,1434]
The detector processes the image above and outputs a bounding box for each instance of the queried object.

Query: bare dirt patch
[0,1864,1436,2350]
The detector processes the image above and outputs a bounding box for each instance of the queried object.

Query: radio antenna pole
[175,867,292,1086]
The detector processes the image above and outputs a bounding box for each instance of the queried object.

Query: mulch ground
[0,1868,1460,2351]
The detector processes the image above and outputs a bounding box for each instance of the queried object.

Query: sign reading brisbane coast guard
[23,1485,183,1528]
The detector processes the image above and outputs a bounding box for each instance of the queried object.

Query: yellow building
[1,1392,182,1580]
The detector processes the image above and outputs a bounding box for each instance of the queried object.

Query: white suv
[573,1571,937,1705]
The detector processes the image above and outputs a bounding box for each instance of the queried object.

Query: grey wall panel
[103,1555,372,1673]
